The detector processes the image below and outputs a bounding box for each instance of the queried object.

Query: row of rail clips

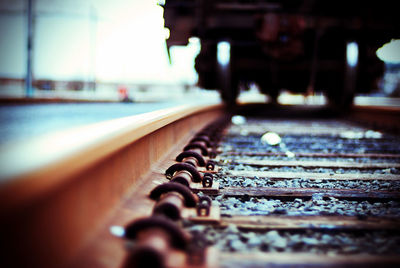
[116,118,228,268]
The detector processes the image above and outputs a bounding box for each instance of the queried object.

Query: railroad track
[0,103,399,267]
[208,116,400,267]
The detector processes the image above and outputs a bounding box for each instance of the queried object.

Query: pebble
[230,239,246,251]
[311,193,324,201]
[231,115,246,125]
[265,231,287,249]
[226,224,240,234]
[190,225,206,233]
[303,237,320,245]
[261,132,281,145]
[243,178,255,187]
[285,151,296,158]
[247,235,262,248]
[365,130,383,139]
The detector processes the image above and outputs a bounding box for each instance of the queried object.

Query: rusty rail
[0,103,225,268]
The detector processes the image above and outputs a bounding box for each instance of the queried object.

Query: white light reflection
[231,115,246,125]
[217,41,230,66]
[261,132,281,146]
[164,27,170,40]
[109,225,125,237]
[377,39,400,63]
[346,42,358,67]
[189,37,200,45]
[169,37,201,84]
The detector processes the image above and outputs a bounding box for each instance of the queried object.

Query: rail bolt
[170,170,192,187]
[165,163,202,183]
[206,160,215,171]
[199,195,212,206]
[183,142,209,156]
[123,216,189,268]
[175,151,206,167]
[190,135,211,147]
[202,173,213,188]
[150,182,198,220]
[196,196,212,217]
[150,182,197,207]
[196,203,210,217]
[152,192,185,220]
[208,149,217,159]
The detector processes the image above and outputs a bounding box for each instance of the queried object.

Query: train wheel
[220,78,239,106]
[327,89,355,112]
[327,41,359,112]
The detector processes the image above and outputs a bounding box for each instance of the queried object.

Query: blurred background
[0,0,218,144]
[0,0,399,103]
[0,0,399,144]
[0,0,219,102]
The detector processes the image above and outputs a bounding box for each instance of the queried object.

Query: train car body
[163,0,399,107]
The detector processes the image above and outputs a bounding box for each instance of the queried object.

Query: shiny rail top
[0,103,223,201]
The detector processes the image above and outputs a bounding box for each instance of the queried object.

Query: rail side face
[0,104,225,268]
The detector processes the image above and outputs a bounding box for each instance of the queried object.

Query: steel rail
[219,253,400,267]
[227,170,400,181]
[350,105,400,130]
[230,159,400,169]
[220,151,400,158]
[221,215,400,230]
[220,186,400,200]
[0,103,225,268]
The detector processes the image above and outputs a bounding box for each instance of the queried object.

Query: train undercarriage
[163,0,399,108]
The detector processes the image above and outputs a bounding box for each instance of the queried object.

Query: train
[162,0,399,108]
